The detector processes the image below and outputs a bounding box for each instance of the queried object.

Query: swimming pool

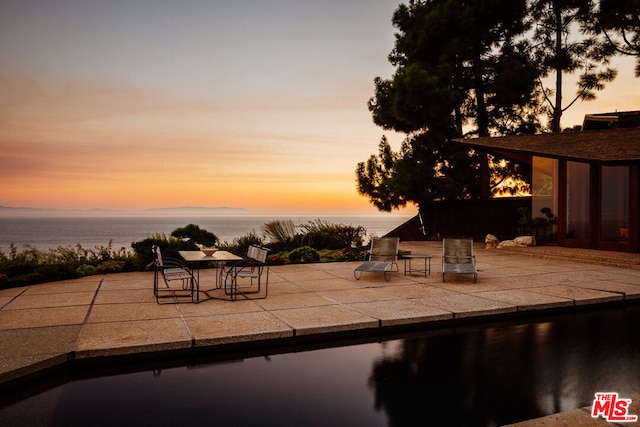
[2,303,639,426]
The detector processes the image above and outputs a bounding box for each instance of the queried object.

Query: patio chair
[442,238,477,283]
[152,245,199,303]
[354,237,400,281]
[224,245,270,301]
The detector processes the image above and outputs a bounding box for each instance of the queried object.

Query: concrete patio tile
[349,300,453,327]
[102,271,153,281]
[272,305,379,335]
[321,288,401,304]
[295,278,361,292]
[263,281,309,295]
[0,354,69,384]
[379,283,457,300]
[188,311,293,347]
[178,297,265,316]
[22,279,100,295]
[354,274,417,287]
[574,280,640,300]
[505,408,608,426]
[478,267,549,278]
[626,394,640,422]
[437,279,536,293]
[93,288,155,304]
[254,292,335,311]
[0,306,89,330]
[0,325,81,360]
[0,287,27,298]
[87,302,182,323]
[272,266,339,282]
[472,289,574,311]
[576,269,640,285]
[75,318,192,358]
[529,285,624,305]
[542,271,606,286]
[99,274,154,290]
[505,408,608,427]
[4,292,95,310]
[0,297,14,308]
[414,293,517,319]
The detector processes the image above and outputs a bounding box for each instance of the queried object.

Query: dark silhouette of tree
[593,0,640,76]
[357,0,538,211]
[528,0,618,132]
[170,224,218,247]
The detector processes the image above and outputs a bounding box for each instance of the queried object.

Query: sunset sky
[1,0,638,216]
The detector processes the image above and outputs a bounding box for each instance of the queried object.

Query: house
[458,119,640,253]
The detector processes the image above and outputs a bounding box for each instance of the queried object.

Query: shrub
[268,253,287,265]
[0,242,137,288]
[171,224,218,247]
[131,233,197,271]
[299,219,366,250]
[262,219,299,252]
[96,260,125,274]
[220,231,264,257]
[76,264,97,277]
[288,246,319,264]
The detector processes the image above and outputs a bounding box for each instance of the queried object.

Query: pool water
[2,304,640,426]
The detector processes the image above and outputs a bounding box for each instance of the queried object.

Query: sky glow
[1,0,638,215]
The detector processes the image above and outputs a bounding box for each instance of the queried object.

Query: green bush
[299,219,366,250]
[0,242,136,288]
[76,264,97,277]
[219,231,264,257]
[171,224,218,247]
[267,252,288,265]
[131,233,197,271]
[262,219,299,252]
[96,260,125,274]
[288,246,319,264]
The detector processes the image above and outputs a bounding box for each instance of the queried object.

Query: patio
[1,241,640,425]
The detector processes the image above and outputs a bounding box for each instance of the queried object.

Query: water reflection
[1,304,639,426]
[369,306,640,425]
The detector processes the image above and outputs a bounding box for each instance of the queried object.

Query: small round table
[403,254,432,277]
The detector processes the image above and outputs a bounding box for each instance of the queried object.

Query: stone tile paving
[2,241,640,425]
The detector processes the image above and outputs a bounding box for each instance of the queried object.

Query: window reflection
[566,161,590,240]
[601,166,629,243]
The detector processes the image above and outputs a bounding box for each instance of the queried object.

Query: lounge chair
[152,245,199,303]
[354,237,400,281]
[224,245,270,301]
[442,238,477,283]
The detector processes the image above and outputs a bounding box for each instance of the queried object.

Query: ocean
[0,214,413,252]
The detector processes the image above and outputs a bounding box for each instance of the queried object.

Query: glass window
[600,166,629,242]
[532,157,558,220]
[566,162,590,240]
[532,157,558,242]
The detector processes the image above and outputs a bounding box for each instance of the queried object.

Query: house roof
[456,127,640,164]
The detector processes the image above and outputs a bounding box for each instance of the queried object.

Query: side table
[403,254,432,277]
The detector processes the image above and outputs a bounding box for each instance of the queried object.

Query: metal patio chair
[354,237,400,281]
[442,238,478,283]
[224,245,270,301]
[152,245,199,303]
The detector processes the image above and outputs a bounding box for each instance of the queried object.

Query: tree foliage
[170,224,218,247]
[593,0,640,76]
[358,0,538,210]
[529,0,618,132]
[357,0,635,212]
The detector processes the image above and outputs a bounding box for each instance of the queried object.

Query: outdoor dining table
[179,250,243,296]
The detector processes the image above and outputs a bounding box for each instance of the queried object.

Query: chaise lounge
[442,238,478,283]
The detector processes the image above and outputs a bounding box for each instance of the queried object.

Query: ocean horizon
[0,212,415,252]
